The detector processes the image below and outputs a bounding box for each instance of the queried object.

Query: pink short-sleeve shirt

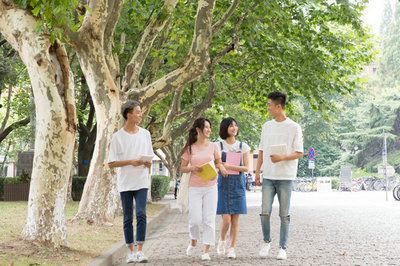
[181,142,221,187]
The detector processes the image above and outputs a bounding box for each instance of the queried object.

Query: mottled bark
[68,0,123,225]
[72,41,120,224]
[0,2,76,248]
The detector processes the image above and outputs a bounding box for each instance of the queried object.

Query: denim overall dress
[216,141,247,214]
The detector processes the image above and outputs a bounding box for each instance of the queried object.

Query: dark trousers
[120,188,148,246]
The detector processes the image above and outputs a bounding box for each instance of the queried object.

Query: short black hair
[121,100,140,120]
[219,117,239,140]
[268,91,286,109]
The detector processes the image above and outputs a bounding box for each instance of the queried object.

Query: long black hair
[181,118,211,155]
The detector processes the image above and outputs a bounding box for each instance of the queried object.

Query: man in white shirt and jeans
[108,100,154,263]
[255,92,303,260]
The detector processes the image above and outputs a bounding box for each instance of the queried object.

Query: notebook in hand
[198,160,218,182]
[139,155,154,162]
[226,152,241,175]
[270,144,287,156]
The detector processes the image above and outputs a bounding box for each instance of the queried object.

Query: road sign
[308,159,315,169]
[308,147,315,159]
[378,165,395,176]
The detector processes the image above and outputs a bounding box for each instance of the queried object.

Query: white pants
[188,185,218,246]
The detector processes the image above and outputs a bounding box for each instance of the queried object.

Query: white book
[139,155,154,162]
[270,144,287,156]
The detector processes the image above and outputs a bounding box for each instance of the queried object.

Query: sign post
[308,147,315,190]
[383,130,388,201]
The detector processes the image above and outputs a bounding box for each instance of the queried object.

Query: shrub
[331,176,339,189]
[3,176,29,184]
[72,176,87,201]
[151,175,170,201]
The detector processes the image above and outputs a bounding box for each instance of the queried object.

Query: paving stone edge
[87,202,172,266]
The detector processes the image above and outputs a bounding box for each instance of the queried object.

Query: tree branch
[122,0,178,92]
[0,118,30,143]
[172,69,217,140]
[142,20,173,87]
[231,68,261,91]
[212,0,240,37]
[104,0,124,88]
[152,87,184,149]
[127,0,216,113]
[0,84,12,133]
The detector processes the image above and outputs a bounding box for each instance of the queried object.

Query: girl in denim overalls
[216,118,251,259]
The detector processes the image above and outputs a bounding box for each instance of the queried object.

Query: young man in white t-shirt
[255,92,303,260]
[108,100,154,263]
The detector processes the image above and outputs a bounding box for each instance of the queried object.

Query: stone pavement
[114,191,400,265]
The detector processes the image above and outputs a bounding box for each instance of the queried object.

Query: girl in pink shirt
[180,118,227,261]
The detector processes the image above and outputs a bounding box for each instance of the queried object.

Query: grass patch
[0,201,164,265]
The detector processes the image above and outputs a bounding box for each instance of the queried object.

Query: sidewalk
[110,191,400,265]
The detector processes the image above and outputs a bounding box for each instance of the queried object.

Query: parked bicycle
[393,185,400,201]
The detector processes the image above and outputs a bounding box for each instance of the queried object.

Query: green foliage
[0,38,32,162]
[377,2,400,88]
[204,103,266,150]
[151,175,170,201]
[331,176,338,189]
[13,0,87,43]
[71,176,86,201]
[3,175,29,184]
[218,0,375,117]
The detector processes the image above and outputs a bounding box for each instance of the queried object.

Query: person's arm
[215,158,228,177]
[255,150,263,186]
[108,159,144,168]
[180,159,202,173]
[270,152,303,163]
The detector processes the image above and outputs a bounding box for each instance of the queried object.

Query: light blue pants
[260,179,293,249]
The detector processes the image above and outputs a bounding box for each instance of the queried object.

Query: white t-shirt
[217,140,251,161]
[108,127,154,192]
[259,118,303,180]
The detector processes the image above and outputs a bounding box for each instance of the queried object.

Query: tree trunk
[0,5,76,248]
[77,126,96,176]
[73,41,120,225]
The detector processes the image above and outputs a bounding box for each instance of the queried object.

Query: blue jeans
[260,179,293,249]
[120,188,148,246]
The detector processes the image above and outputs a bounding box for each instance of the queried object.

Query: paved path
[115,191,400,265]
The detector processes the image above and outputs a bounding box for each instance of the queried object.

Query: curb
[88,203,171,266]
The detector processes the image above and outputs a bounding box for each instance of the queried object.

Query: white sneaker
[136,251,148,263]
[226,248,236,259]
[276,248,287,260]
[201,253,211,261]
[259,242,270,257]
[126,252,137,263]
[217,239,226,255]
[186,244,195,256]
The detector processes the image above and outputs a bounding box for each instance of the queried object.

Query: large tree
[0,1,76,247]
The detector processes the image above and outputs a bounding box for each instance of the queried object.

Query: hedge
[1,175,171,201]
[151,175,170,202]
